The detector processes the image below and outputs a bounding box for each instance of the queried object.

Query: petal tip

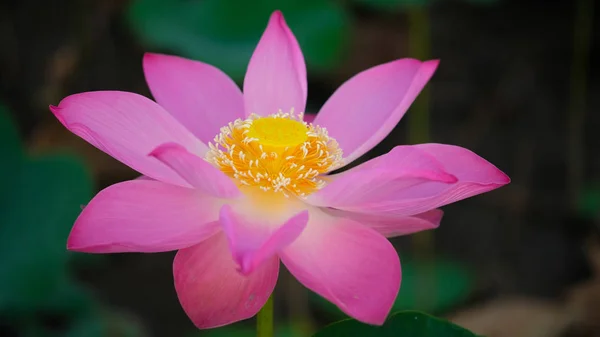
[496,169,511,185]
[270,9,284,20]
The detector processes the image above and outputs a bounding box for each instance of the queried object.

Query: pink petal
[149,142,240,198]
[67,180,221,253]
[307,145,456,211]
[314,59,439,166]
[219,204,308,275]
[243,11,307,116]
[143,53,244,143]
[280,211,400,325]
[50,91,206,186]
[174,233,279,329]
[307,144,509,216]
[327,209,443,238]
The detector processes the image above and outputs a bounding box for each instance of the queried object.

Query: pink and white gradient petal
[50,91,206,187]
[219,204,308,275]
[67,180,221,253]
[143,53,245,143]
[243,11,307,117]
[149,142,241,199]
[280,210,400,325]
[306,145,457,212]
[308,144,508,217]
[314,59,439,167]
[174,233,279,329]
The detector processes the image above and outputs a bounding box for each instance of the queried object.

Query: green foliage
[579,185,600,219]
[0,105,141,336]
[127,0,350,82]
[311,257,473,318]
[313,311,479,337]
[187,324,301,337]
[0,153,93,311]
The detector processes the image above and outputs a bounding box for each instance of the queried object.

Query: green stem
[256,294,274,337]
[407,5,435,310]
[407,6,431,145]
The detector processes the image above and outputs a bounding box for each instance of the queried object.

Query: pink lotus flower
[51,11,509,329]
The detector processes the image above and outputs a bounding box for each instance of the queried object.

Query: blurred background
[0,0,598,336]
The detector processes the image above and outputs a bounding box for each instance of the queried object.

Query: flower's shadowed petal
[326,209,443,238]
[149,142,240,198]
[220,204,308,275]
[50,91,206,186]
[67,180,221,253]
[174,233,279,329]
[307,144,509,216]
[280,210,400,325]
[143,53,244,143]
[314,59,439,167]
[243,11,307,117]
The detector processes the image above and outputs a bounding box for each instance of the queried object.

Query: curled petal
[50,91,206,186]
[67,180,221,253]
[307,144,509,216]
[149,142,240,198]
[220,204,308,275]
[314,59,439,167]
[280,210,400,325]
[143,53,244,143]
[243,11,307,116]
[174,233,279,329]
[327,209,443,238]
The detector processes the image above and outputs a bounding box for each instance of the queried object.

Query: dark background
[0,0,599,336]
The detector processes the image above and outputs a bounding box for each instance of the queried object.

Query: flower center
[206,111,342,197]
[246,117,308,148]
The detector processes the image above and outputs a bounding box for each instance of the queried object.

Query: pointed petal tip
[498,169,511,185]
[271,9,283,17]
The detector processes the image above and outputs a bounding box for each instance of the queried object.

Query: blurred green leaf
[579,185,600,219]
[128,0,349,81]
[194,324,301,337]
[0,104,22,162]
[0,154,93,311]
[313,311,478,337]
[311,258,473,318]
[65,310,144,337]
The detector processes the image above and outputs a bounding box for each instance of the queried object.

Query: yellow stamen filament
[206,111,343,197]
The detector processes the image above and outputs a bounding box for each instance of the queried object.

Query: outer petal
[149,142,240,198]
[220,204,308,275]
[67,180,221,253]
[174,233,279,329]
[143,53,244,143]
[326,209,443,238]
[314,59,439,166]
[50,91,206,186]
[243,11,307,116]
[280,210,401,325]
[307,144,509,216]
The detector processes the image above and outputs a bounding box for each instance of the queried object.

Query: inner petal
[206,111,342,197]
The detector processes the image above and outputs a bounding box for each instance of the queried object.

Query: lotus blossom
[51,10,509,329]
